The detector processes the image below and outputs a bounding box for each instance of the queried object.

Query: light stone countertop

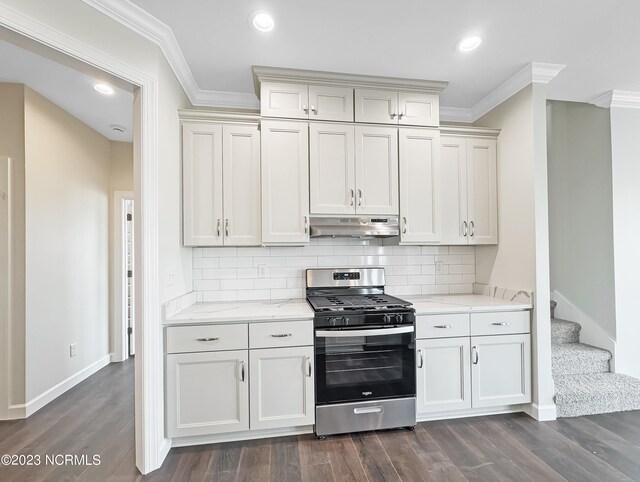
[164,294,531,326]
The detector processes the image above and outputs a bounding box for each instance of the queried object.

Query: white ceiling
[0,29,133,142]
[126,0,640,112]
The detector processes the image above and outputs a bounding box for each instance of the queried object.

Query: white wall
[474,84,555,421]
[193,242,476,301]
[610,106,640,379]
[547,101,615,338]
[24,87,111,400]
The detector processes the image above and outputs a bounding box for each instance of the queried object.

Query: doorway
[113,191,135,361]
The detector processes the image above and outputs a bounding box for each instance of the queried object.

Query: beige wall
[24,87,112,400]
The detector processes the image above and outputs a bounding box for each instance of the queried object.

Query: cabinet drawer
[471,311,530,336]
[250,320,313,348]
[166,324,248,354]
[417,314,469,339]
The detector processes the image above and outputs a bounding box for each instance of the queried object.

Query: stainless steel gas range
[306,267,417,438]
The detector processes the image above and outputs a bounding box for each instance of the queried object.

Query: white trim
[471,62,565,121]
[0,157,10,421]
[439,106,473,123]
[551,290,617,370]
[192,90,259,110]
[23,355,111,417]
[112,191,134,363]
[523,402,557,421]
[417,405,524,423]
[591,90,640,109]
[171,425,314,448]
[0,3,166,474]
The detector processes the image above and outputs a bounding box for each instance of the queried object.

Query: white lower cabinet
[166,350,249,438]
[416,337,471,414]
[249,346,315,430]
[471,334,531,408]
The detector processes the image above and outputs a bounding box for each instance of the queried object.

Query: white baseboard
[523,402,557,421]
[551,290,617,370]
[417,405,524,423]
[17,355,111,418]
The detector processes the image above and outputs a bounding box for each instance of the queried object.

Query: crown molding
[439,106,473,123]
[471,62,565,121]
[192,90,259,109]
[591,90,640,109]
[178,108,260,124]
[440,124,500,138]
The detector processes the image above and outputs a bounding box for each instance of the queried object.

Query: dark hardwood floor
[2,359,640,481]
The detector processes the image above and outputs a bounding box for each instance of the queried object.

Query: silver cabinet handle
[225,218,229,237]
[302,104,309,113]
[462,221,468,237]
[358,189,363,206]
[470,220,475,237]
[350,188,355,206]
[311,105,317,115]
[270,333,292,338]
[217,219,221,237]
[434,325,453,329]
[239,360,245,382]
[472,346,479,365]
[390,112,397,119]
[306,356,312,377]
[492,322,511,326]
[196,337,219,342]
[304,215,308,234]
[398,112,404,119]
[402,216,407,234]
[354,406,383,414]
[418,349,424,368]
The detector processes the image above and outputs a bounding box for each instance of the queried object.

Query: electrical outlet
[70,343,77,358]
[435,261,444,274]
[167,270,176,286]
[258,264,268,278]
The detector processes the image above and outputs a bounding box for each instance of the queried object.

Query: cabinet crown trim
[179,108,260,123]
[440,125,500,138]
[252,65,449,97]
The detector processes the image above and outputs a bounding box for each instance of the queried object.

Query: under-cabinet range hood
[309,216,399,238]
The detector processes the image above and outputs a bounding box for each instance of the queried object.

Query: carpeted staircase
[551,303,640,417]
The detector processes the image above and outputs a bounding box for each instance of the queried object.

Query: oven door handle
[315,326,414,338]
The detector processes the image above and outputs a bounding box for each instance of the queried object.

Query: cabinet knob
[398,112,405,119]
[390,112,397,119]
[302,104,309,113]
[311,105,317,115]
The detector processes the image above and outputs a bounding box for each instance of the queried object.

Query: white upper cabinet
[309,123,356,215]
[356,89,439,126]
[222,125,261,246]
[182,121,261,247]
[355,126,399,215]
[441,134,498,245]
[182,123,224,246]
[261,120,310,245]
[399,128,441,244]
[261,82,353,122]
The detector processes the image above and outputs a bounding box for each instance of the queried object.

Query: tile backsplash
[193,239,475,302]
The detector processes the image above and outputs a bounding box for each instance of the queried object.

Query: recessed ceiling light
[456,35,483,52]
[252,11,275,32]
[93,83,115,95]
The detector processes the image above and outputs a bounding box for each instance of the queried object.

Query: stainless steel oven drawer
[315,397,416,436]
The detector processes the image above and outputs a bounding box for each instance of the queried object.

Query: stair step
[552,342,611,376]
[555,373,640,417]
[551,318,581,344]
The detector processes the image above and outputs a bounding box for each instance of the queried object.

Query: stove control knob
[395,314,404,323]
[328,317,339,327]
[383,314,392,324]
[340,316,350,326]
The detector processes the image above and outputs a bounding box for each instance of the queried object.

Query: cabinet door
[471,334,531,408]
[467,138,498,245]
[260,82,309,119]
[355,89,398,124]
[309,85,354,122]
[398,92,439,127]
[261,121,310,244]
[222,125,261,246]
[399,128,441,243]
[166,350,249,438]
[416,338,471,415]
[355,126,399,215]
[250,346,315,430]
[182,123,223,246]
[440,136,469,245]
[309,123,355,215]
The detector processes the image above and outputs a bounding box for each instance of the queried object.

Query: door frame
[0,157,10,421]
[0,7,166,474]
[112,191,134,363]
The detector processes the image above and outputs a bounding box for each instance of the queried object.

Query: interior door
[467,138,498,244]
[440,136,469,245]
[355,126,399,215]
[309,123,356,215]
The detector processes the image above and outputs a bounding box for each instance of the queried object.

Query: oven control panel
[314,309,415,328]
[333,272,360,280]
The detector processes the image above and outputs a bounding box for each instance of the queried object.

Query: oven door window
[315,328,415,404]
